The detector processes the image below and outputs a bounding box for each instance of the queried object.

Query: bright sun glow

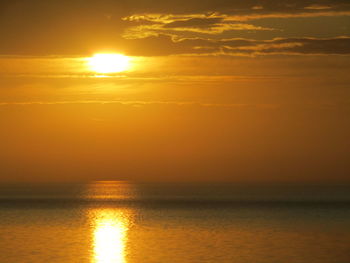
[88,53,130,74]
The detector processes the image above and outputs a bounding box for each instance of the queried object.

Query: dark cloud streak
[123,35,350,56]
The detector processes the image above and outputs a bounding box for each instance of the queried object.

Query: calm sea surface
[0,182,350,263]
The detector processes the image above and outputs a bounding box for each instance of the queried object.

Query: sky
[0,0,349,182]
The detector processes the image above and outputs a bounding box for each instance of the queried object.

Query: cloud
[123,35,350,56]
[123,2,350,25]
[123,0,350,17]
[251,37,350,55]
[121,9,350,48]
[163,17,223,28]
[123,23,275,39]
[0,100,280,110]
[122,14,276,39]
[0,0,349,56]
[304,4,333,10]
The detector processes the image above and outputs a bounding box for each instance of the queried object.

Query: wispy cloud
[304,4,333,10]
[121,7,350,57]
[123,35,350,56]
[1,100,344,111]
[122,14,276,39]
[0,100,281,109]
[123,8,350,24]
[0,0,350,56]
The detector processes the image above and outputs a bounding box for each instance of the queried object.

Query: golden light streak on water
[86,181,136,263]
[91,209,129,263]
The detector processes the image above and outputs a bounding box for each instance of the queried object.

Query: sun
[88,53,130,74]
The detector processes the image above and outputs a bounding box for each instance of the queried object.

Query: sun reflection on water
[86,181,136,263]
[90,209,130,263]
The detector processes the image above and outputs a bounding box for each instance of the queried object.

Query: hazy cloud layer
[0,0,349,56]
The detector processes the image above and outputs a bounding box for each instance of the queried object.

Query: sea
[0,181,349,263]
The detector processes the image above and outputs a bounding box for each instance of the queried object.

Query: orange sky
[0,0,350,182]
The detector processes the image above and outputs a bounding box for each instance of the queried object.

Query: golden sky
[0,0,350,182]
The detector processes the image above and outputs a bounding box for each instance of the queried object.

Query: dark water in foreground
[0,182,350,263]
